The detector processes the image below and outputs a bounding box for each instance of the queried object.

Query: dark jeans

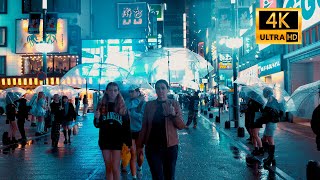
[316,135,320,151]
[145,145,178,180]
[17,119,26,139]
[186,110,198,126]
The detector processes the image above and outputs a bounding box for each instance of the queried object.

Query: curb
[199,113,295,180]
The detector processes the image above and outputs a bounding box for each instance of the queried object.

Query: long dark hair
[101,82,126,115]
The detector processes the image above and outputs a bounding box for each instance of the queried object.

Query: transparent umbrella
[33,85,55,97]
[287,80,320,119]
[244,84,291,112]
[120,76,157,101]
[51,84,78,99]
[219,85,231,92]
[0,87,27,103]
[60,63,130,92]
[234,75,266,86]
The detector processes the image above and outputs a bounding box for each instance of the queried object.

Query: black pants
[316,135,320,151]
[17,119,26,139]
[186,110,198,126]
[145,145,178,180]
[51,121,61,143]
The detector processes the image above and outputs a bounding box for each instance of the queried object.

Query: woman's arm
[136,102,149,149]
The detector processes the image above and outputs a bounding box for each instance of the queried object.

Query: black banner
[28,13,41,34]
[46,13,58,34]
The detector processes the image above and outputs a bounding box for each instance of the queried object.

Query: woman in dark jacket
[6,92,18,143]
[15,96,29,141]
[50,94,62,147]
[136,79,186,180]
[60,96,76,144]
[94,82,132,180]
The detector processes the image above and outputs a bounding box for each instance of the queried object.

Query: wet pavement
[0,108,318,179]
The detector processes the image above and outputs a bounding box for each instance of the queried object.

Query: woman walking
[5,92,18,144]
[94,82,132,180]
[60,96,76,144]
[33,92,47,136]
[137,79,186,180]
[122,85,146,179]
[83,95,89,116]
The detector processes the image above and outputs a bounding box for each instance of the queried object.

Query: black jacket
[59,102,76,122]
[15,98,29,120]
[311,104,320,135]
[50,101,62,123]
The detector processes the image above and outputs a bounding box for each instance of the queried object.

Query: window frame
[0,56,6,76]
[0,0,7,14]
[0,27,7,47]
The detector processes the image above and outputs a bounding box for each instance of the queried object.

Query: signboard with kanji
[150,4,163,21]
[117,2,148,29]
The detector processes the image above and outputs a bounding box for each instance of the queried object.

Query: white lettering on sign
[259,61,280,72]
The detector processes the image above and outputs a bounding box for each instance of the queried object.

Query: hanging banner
[260,0,277,8]
[117,2,148,29]
[28,13,41,34]
[217,8,232,36]
[46,13,58,34]
[219,53,233,70]
[238,7,251,29]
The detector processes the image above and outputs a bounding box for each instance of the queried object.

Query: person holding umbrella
[5,92,18,144]
[261,87,282,167]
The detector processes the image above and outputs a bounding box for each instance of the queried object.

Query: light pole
[35,0,53,85]
[167,51,171,85]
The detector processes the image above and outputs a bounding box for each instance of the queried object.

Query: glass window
[0,56,6,75]
[0,0,7,14]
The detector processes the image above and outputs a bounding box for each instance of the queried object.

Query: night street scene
[0,0,320,179]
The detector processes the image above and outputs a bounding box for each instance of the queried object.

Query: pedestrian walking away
[136,79,186,180]
[186,91,200,129]
[83,95,89,116]
[94,82,132,180]
[75,93,81,116]
[50,94,62,148]
[14,95,29,141]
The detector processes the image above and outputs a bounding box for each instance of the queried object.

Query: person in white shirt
[219,91,224,113]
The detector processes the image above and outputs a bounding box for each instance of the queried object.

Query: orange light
[29,78,32,85]
[56,78,60,84]
[39,80,43,85]
[7,78,11,85]
[18,78,22,85]
[12,78,17,85]
[1,79,5,85]
[66,77,71,85]
[72,77,76,85]
[34,78,38,85]
[23,78,27,85]
[51,78,54,85]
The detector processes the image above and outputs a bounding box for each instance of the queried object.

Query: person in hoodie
[121,85,146,179]
[94,82,132,180]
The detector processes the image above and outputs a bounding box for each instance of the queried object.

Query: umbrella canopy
[119,76,157,101]
[244,84,291,112]
[51,84,79,99]
[219,85,231,92]
[288,80,320,119]
[33,85,55,97]
[60,63,130,91]
[131,48,214,83]
[234,75,266,86]
[0,87,27,104]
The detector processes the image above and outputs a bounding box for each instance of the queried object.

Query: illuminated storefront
[258,55,284,88]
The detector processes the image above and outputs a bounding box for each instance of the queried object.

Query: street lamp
[35,0,53,85]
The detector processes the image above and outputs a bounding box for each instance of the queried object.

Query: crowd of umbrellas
[235,76,320,119]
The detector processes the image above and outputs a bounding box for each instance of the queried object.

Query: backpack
[2,132,9,145]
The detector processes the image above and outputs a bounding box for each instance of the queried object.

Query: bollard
[209,113,213,119]
[225,121,230,129]
[306,160,320,180]
[208,107,211,111]
[237,127,245,137]
[204,110,208,115]
[215,116,220,123]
